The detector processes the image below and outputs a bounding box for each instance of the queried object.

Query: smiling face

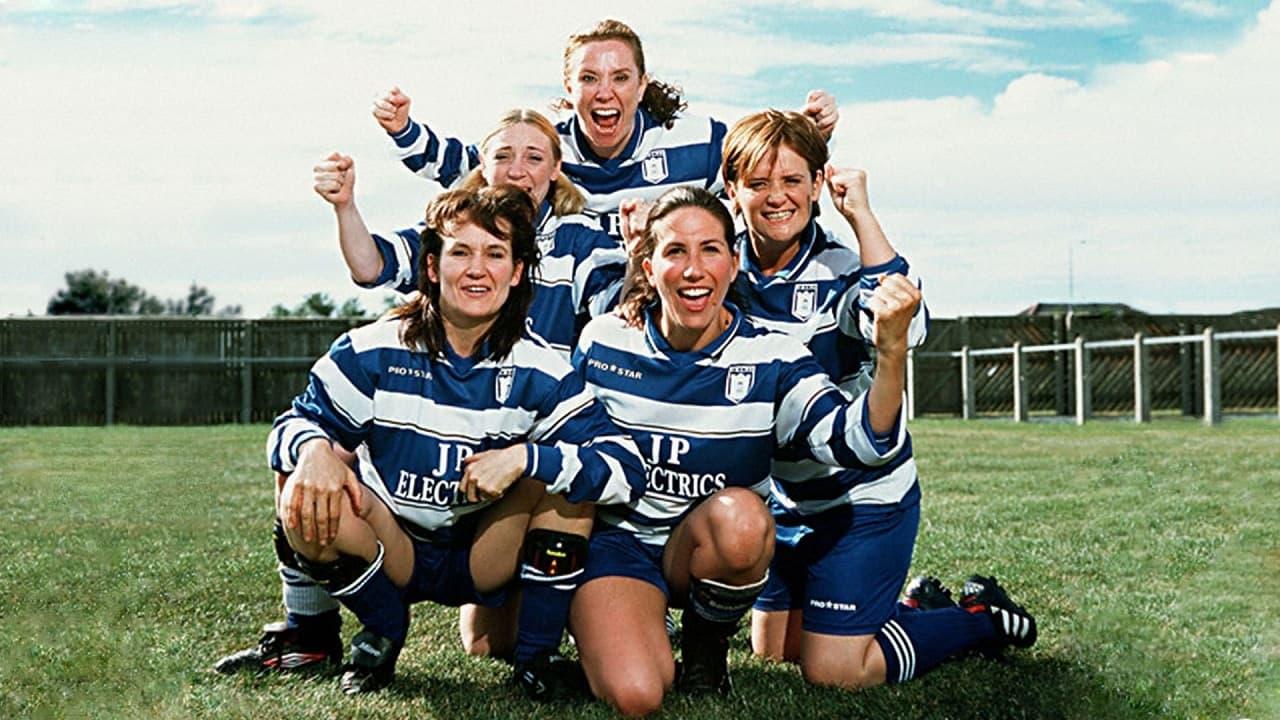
[479,122,560,209]
[563,39,647,160]
[427,219,524,338]
[727,142,823,248]
[643,206,739,352]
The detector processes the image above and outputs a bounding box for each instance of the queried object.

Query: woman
[567,186,922,716]
[717,110,1036,689]
[214,111,631,695]
[371,19,838,237]
[319,108,626,357]
[261,185,645,694]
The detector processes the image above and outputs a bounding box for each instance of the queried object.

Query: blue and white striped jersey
[733,220,928,515]
[360,202,626,358]
[572,306,912,546]
[267,315,646,537]
[387,108,727,236]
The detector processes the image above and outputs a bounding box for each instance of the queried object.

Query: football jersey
[268,315,646,536]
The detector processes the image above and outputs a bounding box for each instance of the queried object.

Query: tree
[167,283,240,316]
[269,292,368,319]
[46,270,241,316]
[47,269,164,315]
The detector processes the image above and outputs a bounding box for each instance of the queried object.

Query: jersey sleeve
[774,349,910,471]
[266,333,376,473]
[522,368,647,506]
[357,224,423,294]
[387,117,482,188]
[704,117,728,195]
[563,219,627,318]
[837,254,930,349]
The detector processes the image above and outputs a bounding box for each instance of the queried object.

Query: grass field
[1,420,1277,719]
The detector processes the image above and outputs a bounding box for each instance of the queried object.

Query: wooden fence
[0,318,361,425]
[2,311,1278,425]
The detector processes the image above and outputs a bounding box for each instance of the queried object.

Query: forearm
[334,202,383,284]
[866,348,906,435]
[845,206,896,269]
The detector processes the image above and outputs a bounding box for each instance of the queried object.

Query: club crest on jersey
[791,283,818,320]
[641,150,669,184]
[495,367,515,403]
[724,365,755,404]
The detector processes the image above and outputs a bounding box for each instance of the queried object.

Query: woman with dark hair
[717,109,1037,691]
[260,185,645,695]
[371,18,838,237]
[216,110,630,697]
[566,185,922,715]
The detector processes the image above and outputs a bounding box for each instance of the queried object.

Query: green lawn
[1,420,1276,719]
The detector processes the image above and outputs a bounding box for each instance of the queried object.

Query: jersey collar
[737,219,819,285]
[643,300,742,366]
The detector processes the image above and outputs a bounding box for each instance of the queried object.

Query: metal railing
[907,325,1280,425]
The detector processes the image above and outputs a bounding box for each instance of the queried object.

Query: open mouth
[676,287,713,312]
[462,285,491,297]
[762,209,796,224]
[591,108,621,132]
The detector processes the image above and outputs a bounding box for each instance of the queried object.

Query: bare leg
[751,608,804,661]
[572,576,673,717]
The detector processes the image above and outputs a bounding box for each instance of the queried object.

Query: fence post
[1203,327,1220,426]
[1134,332,1150,423]
[1074,335,1091,425]
[905,348,916,421]
[1276,322,1279,420]
[1178,321,1195,416]
[1053,313,1068,415]
[1012,341,1028,422]
[960,346,974,420]
[241,320,255,424]
[105,319,117,426]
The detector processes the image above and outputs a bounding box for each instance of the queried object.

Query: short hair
[459,108,587,217]
[721,109,829,188]
[616,186,738,327]
[555,19,686,127]
[394,185,541,360]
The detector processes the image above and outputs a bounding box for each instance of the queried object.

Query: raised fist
[371,86,412,135]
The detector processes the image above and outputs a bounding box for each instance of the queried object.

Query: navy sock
[314,544,408,645]
[513,563,580,665]
[875,607,997,684]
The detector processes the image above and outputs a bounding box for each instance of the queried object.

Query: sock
[301,542,408,644]
[875,607,997,684]
[273,517,340,632]
[513,530,588,666]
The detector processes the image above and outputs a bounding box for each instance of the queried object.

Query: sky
[1,0,1277,318]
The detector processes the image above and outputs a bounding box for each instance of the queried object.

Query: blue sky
[1,1,1277,318]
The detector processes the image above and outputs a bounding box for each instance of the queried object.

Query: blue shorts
[402,522,508,609]
[755,486,920,636]
[579,525,671,600]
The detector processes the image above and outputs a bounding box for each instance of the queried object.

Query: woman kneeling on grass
[565,186,924,716]
[717,111,1039,689]
[265,185,645,694]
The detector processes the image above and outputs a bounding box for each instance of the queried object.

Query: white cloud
[1,1,1277,319]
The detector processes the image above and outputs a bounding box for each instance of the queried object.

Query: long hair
[458,108,587,217]
[554,19,686,128]
[393,185,541,360]
[616,186,738,328]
